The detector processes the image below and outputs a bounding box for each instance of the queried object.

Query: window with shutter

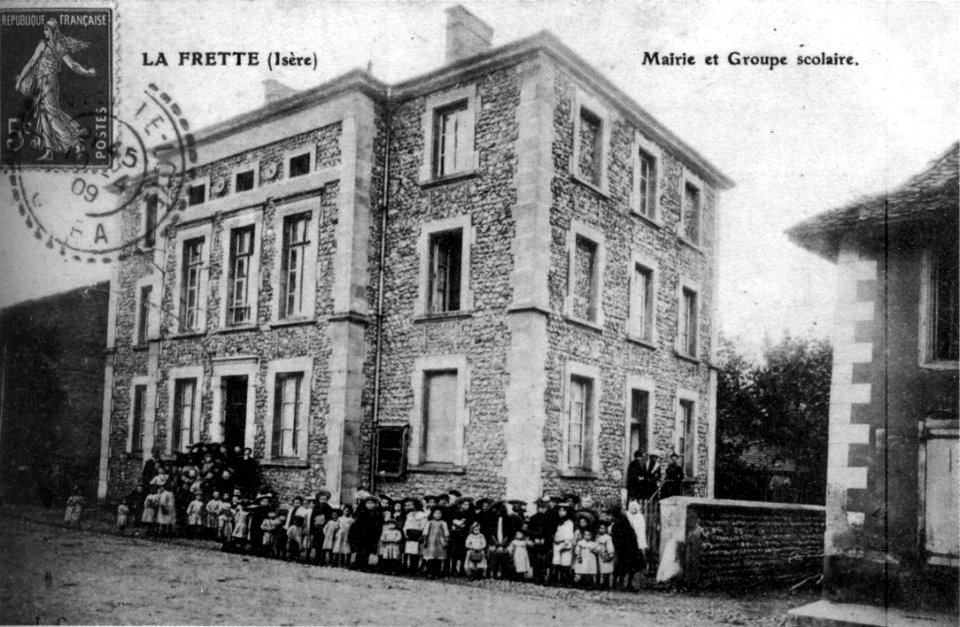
[428,230,462,313]
[567,376,594,470]
[432,100,469,178]
[273,373,303,458]
[132,384,147,453]
[422,370,458,464]
[172,379,196,453]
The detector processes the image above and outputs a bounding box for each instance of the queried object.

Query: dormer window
[288,152,311,178]
[187,182,206,206]
[235,169,255,192]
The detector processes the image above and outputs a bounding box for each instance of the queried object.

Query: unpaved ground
[0,512,813,625]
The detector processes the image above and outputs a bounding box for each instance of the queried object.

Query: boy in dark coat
[349,496,383,571]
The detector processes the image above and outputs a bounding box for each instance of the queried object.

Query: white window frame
[419,85,478,184]
[679,170,704,247]
[570,89,611,194]
[270,197,318,322]
[127,376,156,457]
[285,147,314,180]
[172,223,212,334]
[675,388,699,478]
[218,210,262,329]
[624,374,656,473]
[132,275,160,345]
[186,175,210,207]
[408,354,469,468]
[628,253,658,345]
[141,192,160,248]
[166,365,204,455]
[561,361,601,475]
[415,215,474,316]
[676,277,701,359]
[919,248,960,369]
[631,132,663,221]
[232,160,260,195]
[565,220,606,329]
[264,356,314,462]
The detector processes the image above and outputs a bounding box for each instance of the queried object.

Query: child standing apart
[596,522,615,589]
[321,509,340,566]
[509,529,533,580]
[116,498,131,535]
[574,529,599,588]
[464,521,488,579]
[64,488,85,530]
[186,493,205,539]
[378,518,403,574]
[333,504,354,567]
[420,508,449,579]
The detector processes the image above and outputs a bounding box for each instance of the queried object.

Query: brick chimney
[445,5,493,64]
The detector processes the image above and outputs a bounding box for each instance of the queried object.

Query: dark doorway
[222,376,247,450]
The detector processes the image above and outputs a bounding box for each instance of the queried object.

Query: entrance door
[222,376,247,450]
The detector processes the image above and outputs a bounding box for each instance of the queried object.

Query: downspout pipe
[370,102,391,494]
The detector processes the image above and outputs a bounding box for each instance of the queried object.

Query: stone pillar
[503,57,554,503]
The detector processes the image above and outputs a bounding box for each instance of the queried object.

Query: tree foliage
[716,333,832,504]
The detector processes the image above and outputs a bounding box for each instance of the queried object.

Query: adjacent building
[787,143,959,610]
[101,6,733,508]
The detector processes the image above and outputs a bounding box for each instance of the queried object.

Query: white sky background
[1,0,957,356]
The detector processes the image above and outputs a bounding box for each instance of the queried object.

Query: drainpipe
[370,104,392,494]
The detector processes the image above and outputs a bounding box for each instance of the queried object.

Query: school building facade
[100,6,733,507]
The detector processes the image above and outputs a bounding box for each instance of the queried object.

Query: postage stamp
[0,5,114,169]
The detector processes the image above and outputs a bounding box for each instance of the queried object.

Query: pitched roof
[787,142,959,261]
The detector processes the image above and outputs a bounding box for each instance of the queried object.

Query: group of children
[112,477,654,590]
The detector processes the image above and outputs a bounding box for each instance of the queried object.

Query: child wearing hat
[574,528,600,588]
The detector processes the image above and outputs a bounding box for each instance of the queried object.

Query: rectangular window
[180,238,204,331]
[679,287,698,357]
[567,376,594,470]
[629,389,649,458]
[187,182,206,207]
[432,100,469,178]
[931,252,959,361]
[428,229,463,313]
[422,370,458,464]
[683,182,701,244]
[136,284,152,344]
[280,213,310,319]
[272,373,303,458]
[144,195,158,247]
[227,226,254,326]
[172,379,197,453]
[131,384,147,453]
[631,264,654,341]
[573,235,599,322]
[637,151,656,218]
[288,152,311,178]
[679,398,695,477]
[578,108,603,186]
[235,169,255,192]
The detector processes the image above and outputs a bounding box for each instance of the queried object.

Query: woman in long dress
[14,18,97,161]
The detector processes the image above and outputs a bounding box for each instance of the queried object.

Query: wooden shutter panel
[272,376,283,458]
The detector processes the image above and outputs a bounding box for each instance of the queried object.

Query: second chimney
[445,5,493,64]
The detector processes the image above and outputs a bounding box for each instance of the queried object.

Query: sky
[1,0,957,355]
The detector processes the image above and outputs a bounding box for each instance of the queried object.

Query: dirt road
[0,514,808,625]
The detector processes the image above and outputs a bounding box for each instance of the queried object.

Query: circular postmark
[5,83,196,263]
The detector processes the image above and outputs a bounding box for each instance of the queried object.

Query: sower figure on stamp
[14,18,97,162]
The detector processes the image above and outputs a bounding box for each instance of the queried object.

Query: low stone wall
[656,497,825,588]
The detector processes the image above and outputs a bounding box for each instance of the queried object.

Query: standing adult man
[626,450,646,502]
[640,450,662,501]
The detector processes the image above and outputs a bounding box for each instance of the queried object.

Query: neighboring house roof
[167,31,733,190]
[787,142,959,262]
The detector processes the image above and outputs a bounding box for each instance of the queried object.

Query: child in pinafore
[218,500,234,544]
[142,487,159,536]
[333,504,353,567]
[157,485,176,538]
[509,529,533,580]
[464,521,487,579]
[285,496,307,561]
[205,491,222,540]
[321,509,340,565]
[420,508,449,579]
[378,518,403,574]
[64,488,85,530]
[574,529,600,588]
[186,493,205,538]
[116,498,131,535]
[595,521,615,589]
[261,511,282,557]
[231,501,250,552]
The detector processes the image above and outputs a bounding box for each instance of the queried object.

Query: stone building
[0,282,109,504]
[787,142,958,611]
[100,6,733,507]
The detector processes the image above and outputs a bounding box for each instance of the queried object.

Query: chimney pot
[445,5,493,64]
[263,78,297,105]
